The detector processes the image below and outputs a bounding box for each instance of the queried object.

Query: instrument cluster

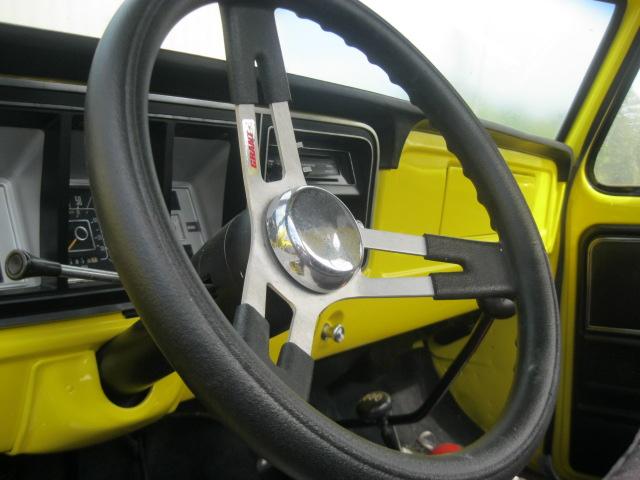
[66,184,207,275]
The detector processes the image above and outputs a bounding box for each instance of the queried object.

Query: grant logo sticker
[242,119,258,169]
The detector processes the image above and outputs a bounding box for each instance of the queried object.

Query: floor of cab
[0,403,264,480]
[0,322,491,479]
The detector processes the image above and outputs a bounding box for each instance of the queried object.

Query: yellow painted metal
[553,181,640,480]
[309,130,563,363]
[415,132,564,435]
[0,131,564,455]
[553,173,640,480]
[551,3,640,479]
[429,316,517,431]
[0,313,190,454]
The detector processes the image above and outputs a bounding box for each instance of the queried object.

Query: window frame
[586,28,640,196]
[557,0,627,142]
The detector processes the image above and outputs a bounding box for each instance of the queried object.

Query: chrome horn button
[266,186,364,293]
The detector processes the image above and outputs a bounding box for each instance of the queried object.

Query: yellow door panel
[554,172,640,480]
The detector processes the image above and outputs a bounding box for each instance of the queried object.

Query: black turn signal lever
[4,249,120,284]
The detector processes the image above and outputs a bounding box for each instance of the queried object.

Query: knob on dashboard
[5,249,61,280]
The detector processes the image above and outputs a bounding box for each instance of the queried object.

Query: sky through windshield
[0,0,616,137]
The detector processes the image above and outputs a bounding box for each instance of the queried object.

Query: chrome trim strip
[0,100,83,112]
[0,75,381,141]
[0,76,87,94]
[0,75,382,274]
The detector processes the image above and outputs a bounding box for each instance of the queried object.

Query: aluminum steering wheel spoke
[233,101,307,315]
[223,3,515,359]
[234,109,439,353]
[236,101,515,355]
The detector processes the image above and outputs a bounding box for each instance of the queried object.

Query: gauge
[67,186,113,271]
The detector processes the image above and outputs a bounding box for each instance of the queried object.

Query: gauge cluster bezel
[0,79,379,326]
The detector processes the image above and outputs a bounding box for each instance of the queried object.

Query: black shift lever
[356,391,401,450]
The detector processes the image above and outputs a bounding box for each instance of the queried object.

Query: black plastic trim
[233,304,313,399]
[39,114,72,291]
[570,225,640,476]
[149,121,175,208]
[0,22,416,169]
[0,23,579,172]
[259,116,376,225]
[0,289,132,327]
[576,225,640,336]
[220,3,290,104]
[425,234,516,300]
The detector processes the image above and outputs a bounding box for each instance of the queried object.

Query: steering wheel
[85,0,560,478]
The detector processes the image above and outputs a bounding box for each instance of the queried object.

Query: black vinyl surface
[587,237,640,332]
[571,230,640,476]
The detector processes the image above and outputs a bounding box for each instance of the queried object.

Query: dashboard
[0,23,578,457]
[0,79,378,325]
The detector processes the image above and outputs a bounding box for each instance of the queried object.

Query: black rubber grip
[234,304,314,400]
[425,235,516,300]
[220,3,290,105]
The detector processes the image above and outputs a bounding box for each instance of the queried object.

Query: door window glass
[593,69,640,188]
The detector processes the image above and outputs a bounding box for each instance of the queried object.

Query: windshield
[1,0,616,138]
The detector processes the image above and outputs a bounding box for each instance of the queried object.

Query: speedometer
[66,184,205,274]
[67,185,113,271]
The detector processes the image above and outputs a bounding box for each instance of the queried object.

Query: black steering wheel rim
[85,1,560,479]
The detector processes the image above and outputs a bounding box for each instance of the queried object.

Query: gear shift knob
[356,391,393,422]
[356,391,400,450]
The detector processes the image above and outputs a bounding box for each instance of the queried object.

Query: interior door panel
[553,15,640,478]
